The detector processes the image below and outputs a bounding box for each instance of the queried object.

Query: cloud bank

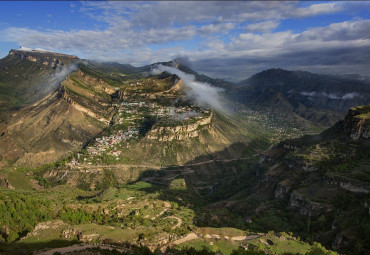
[1,1,370,81]
[300,91,362,100]
[30,64,78,102]
[152,64,225,112]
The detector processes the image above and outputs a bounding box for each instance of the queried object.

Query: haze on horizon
[1,1,370,81]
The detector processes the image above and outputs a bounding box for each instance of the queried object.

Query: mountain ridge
[0,48,369,254]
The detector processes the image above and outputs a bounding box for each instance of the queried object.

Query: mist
[300,91,362,100]
[29,64,79,103]
[152,64,226,112]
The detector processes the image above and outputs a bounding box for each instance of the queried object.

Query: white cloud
[198,23,235,36]
[246,20,280,33]
[298,19,370,41]
[300,91,362,100]
[291,2,342,18]
[1,1,370,81]
[152,65,226,112]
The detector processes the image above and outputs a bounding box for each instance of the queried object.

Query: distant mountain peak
[18,46,49,53]
[9,48,79,59]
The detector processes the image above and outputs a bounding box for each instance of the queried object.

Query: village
[70,98,211,165]
[116,100,210,125]
[86,126,140,157]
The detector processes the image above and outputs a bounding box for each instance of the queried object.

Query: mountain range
[0,48,369,255]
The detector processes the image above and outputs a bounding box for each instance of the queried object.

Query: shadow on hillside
[0,239,80,255]
[133,140,270,230]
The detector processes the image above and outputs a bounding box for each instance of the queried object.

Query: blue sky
[1,1,370,81]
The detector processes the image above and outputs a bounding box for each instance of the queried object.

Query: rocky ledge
[58,85,110,124]
[342,104,370,140]
[146,113,212,141]
[9,48,78,69]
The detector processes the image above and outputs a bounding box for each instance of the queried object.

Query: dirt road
[151,201,171,220]
[173,233,199,245]
[37,244,127,255]
[167,216,182,229]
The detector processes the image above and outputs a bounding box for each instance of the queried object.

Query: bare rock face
[62,228,81,239]
[332,231,356,251]
[0,177,15,190]
[342,105,370,140]
[325,176,370,194]
[58,86,110,124]
[24,220,66,239]
[9,49,78,69]
[78,233,100,242]
[289,192,333,216]
[274,182,291,200]
[0,86,106,167]
[146,113,213,141]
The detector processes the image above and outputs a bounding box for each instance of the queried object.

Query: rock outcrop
[58,86,110,124]
[289,191,333,216]
[9,49,78,69]
[325,175,370,194]
[146,113,212,141]
[0,177,15,190]
[342,105,370,140]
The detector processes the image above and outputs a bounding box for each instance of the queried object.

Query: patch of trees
[0,192,52,242]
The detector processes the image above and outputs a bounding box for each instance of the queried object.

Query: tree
[305,242,338,255]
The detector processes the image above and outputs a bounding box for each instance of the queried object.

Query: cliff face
[58,86,109,124]
[115,77,183,101]
[8,49,78,69]
[146,113,212,141]
[0,65,116,167]
[245,104,370,253]
[0,88,105,167]
[289,191,333,216]
[0,49,81,122]
[342,105,370,140]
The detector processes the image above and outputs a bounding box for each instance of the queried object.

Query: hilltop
[231,68,370,127]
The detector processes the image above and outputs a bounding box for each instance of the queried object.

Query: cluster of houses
[129,81,143,87]
[86,127,140,156]
[148,104,210,121]
[116,100,208,122]
[77,99,211,162]
[117,101,148,124]
[118,102,146,114]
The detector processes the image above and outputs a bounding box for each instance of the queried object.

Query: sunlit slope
[0,66,117,167]
[0,49,79,119]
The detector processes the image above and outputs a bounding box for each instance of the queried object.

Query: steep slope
[0,59,119,167]
[204,104,370,254]
[146,59,236,91]
[0,50,354,254]
[0,49,80,120]
[232,69,370,127]
[0,49,272,178]
[0,87,105,167]
[46,81,272,190]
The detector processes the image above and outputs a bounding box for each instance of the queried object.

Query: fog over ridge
[152,64,226,112]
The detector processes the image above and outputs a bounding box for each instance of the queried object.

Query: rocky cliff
[146,113,212,141]
[342,105,370,140]
[58,85,110,124]
[8,49,78,69]
[0,64,117,167]
[240,104,370,253]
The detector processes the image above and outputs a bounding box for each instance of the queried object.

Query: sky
[1,1,370,81]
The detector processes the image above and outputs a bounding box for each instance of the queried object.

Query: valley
[0,48,369,255]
